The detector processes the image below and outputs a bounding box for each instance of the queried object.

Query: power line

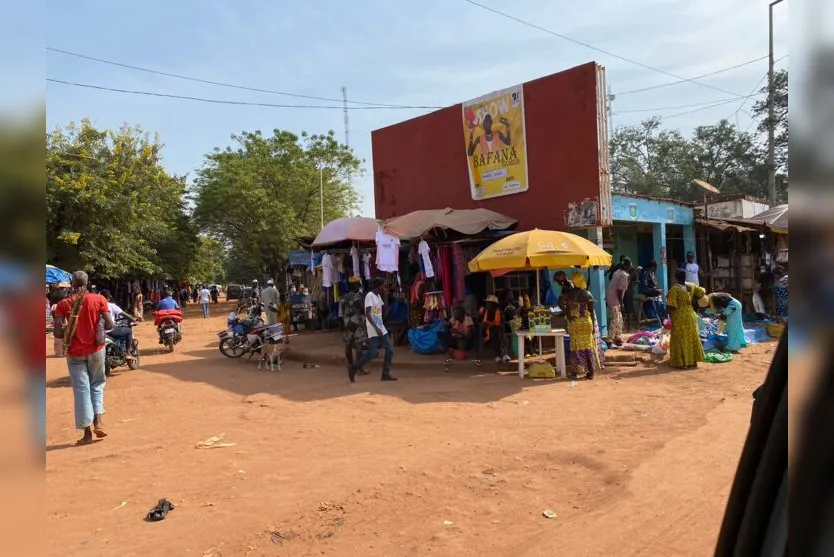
[614,93,764,115]
[462,0,747,98]
[662,97,748,120]
[47,46,442,109]
[615,55,774,96]
[731,54,788,129]
[46,78,442,110]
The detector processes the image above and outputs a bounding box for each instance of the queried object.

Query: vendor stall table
[515,329,567,379]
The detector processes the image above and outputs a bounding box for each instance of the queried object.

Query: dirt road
[45,303,774,556]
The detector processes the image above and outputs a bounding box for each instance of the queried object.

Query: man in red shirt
[52,271,115,445]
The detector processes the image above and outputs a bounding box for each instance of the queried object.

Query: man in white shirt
[348,277,397,383]
[99,289,135,361]
[684,252,703,286]
[260,280,280,324]
[199,284,212,318]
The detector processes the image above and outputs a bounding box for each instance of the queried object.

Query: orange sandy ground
[45,301,776,556]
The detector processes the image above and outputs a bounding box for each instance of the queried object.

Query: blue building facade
[550,195,696,336]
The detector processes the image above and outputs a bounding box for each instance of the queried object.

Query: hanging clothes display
[438,245,454,312]
[322,253,333,288]
[350,246,361,278]
[452,244,466,306]
[418,239,435,278]
[362,251,372,279]
[375,228,400,273]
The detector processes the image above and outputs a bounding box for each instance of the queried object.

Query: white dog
[258,343,286,371]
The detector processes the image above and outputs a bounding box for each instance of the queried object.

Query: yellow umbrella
[468,229,612,272]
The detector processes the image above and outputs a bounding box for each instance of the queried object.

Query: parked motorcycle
[154,308,184,352]
[218,304,283,359]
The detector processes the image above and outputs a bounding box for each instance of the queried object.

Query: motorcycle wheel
[166,337,175,352]
[219,337,246,358]
[128,346,140,370]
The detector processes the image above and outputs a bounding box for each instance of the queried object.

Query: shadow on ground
[135,341,569,405]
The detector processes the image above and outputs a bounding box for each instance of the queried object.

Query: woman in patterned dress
[666,269,705,368]
[341,277,368,374]
[570,273,605,369]
[562,273,601,380]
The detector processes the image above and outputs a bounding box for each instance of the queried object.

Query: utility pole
[767,0,784,205]
[341,86,350,148]
[319,163,324,231]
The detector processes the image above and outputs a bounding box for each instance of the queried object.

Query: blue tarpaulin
[287,250,321,267]
[46,264,71,284]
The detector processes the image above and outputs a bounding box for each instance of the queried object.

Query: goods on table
[531,307,550,333]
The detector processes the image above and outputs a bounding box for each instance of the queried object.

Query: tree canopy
[46,119,194,279]
[610,70,788,203]
[752,68,788,173]
[191,129,361,281]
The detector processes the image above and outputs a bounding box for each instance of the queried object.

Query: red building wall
[372,62,609,231]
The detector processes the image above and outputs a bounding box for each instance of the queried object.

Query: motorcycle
[104,321,140,376]
[218,304,284,359]
[154,308,183,352]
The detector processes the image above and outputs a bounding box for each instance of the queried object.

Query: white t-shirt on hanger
[375,229,400,273]
[350,246,361,278]
[362,252,372,279]
[418,240,434,278]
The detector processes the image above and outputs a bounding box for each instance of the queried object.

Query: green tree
[187,236,227,283]
[609,118,780,202]
[670,120,768,202]
[192,129,361,278]
[752,69,788,173]
[610,118,696,197]
[47,119,194,278]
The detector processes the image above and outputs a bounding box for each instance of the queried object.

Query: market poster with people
[462,85,529,201]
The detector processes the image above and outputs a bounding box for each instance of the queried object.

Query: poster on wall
[462,85,529,201]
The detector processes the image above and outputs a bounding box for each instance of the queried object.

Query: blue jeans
[355,333,394,375]
[29,374,45,447]
[66,349,106,429]
[202,302,210,317]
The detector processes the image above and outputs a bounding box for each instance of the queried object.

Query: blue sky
[42,0,789,217]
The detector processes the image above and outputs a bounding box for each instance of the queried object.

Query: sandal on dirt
[146,498,175,522]
[93,427,108,439]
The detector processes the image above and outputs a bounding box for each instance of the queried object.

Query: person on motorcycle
[157,290,181,310]
[250,280,261,304]
[99,289,136,362]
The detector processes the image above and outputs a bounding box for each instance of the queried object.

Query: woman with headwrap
[556,272,601,380]
[698,292,747,352]
[666,269,706,368]
[570,272,605,369]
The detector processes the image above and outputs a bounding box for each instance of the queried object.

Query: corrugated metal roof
[695,218,757,232]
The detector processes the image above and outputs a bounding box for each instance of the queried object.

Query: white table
[515,329,568,379]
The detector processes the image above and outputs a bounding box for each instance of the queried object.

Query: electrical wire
[615,55,773,96]
[614,94,764,115]
[731,55,788,130]
[462,0,747,98]
[46,78,442,110]
[47,46,443,109]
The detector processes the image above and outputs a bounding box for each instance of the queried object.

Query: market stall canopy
[751,204,788,232]
[468,229,612,271]
[384,208,517,239]
[312,217,381,247]
[46,264,71,285]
